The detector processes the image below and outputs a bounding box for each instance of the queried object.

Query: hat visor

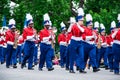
[29,22,33,25]
[78,18,84,21]
[101,30,105,33]
[62,28,66,31]
[11,26,16,29]
[44,23,50,26]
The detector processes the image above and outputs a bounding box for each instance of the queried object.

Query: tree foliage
[1,0,120,51]
[84,0,120,33]
[1,0,120,34]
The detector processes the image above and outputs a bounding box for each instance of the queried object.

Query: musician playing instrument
[111,14,120,74]
[97,23,109,69]
[82,14,100,72]
[6,19,18,68]
[0,27,8,64]
[58,22,67,68]
[38,13,54,71]
[21,13,36,70]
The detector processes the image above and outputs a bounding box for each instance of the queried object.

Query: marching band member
[58,22,67,68]
[111,14,120,74]
[69,8,86,73]
[21,13,36,70]
[0,16,8,64]
[106,21,116,72]
[88,21,99,69]
[0,29,3,64]
[82,14,100,72]
[65,17,76,70]
[6,19,18,68]
[97,24,108,69]
[38,13,54,71]
[0,27,8,64]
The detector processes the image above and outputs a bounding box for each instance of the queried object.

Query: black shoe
[76,66,79,71]
[6,66,9,68]
[114,72,119,75]
[48,67,54,71]
[100,65,105,68]
[28,68,34,70]
[1,62,4,64]
[110,69,113,72]
[13,65,17,68]
[38,68,43,71]
[21,64,25,69]
[105,66,109,70]
[66,68,69,71]
[34,62,38,65]
[69,70,75,73]
[98,68,100,71]
[32,65,35,67]
[93,68,100,72]
[25,64,27,67]
[79,69,87,73]
[61,66,64,68]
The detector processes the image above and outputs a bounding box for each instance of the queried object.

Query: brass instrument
[33,29,37,40]
[52,27,57,33]
[97,33,102,49]
[13,30,19,49]
[51,27,57,49]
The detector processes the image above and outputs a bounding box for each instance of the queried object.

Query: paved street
[0,64,120,80]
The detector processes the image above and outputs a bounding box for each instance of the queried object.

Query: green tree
[84,0,120,33]
[0,0,10,27]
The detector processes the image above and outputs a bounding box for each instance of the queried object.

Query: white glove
[86,35,94,41]
[43,36,51,42]
[102,43,107,47]
[27,35,35,41]
[112,30,118,38]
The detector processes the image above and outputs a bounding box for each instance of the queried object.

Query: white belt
[71,36,82,41]
[0,44,2,47]
[3,45,7,48]
[101,43,107,47]
[85,41,95,45]
[41,41,51,45]
[18,44,22,46]
[60,42,67,46]
[114,40,120,45]
[7,41,14,45]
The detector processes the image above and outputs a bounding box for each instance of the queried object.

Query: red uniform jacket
[6,29,15,45]
[70,23,85,41]
[111,29,120,45]
[23,27,36,41]
[106,34,113,46]
[58,33,67,46]
[114,30,120,41]
[39,28,51,44]
[18,35,24,46]
[83,28,94,40]
[100,35,107,47]
[67,32,72,44]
